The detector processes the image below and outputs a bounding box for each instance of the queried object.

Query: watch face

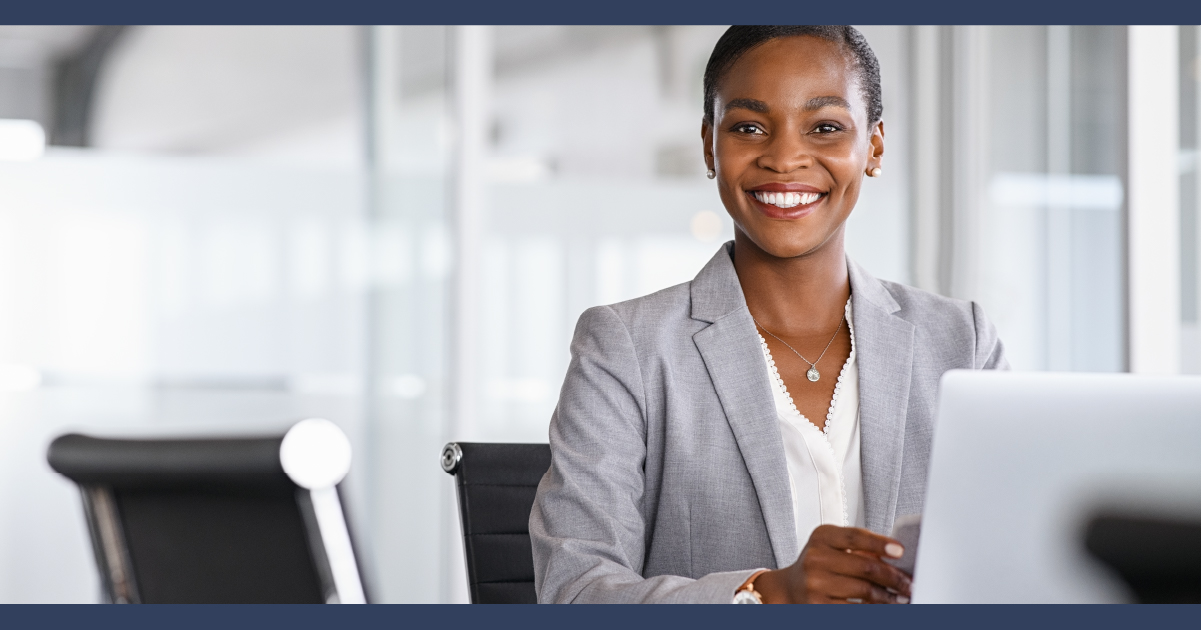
[733,590,762,604]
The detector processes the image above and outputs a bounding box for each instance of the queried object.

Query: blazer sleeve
[529,305,758,603]
[971,301,1009,370]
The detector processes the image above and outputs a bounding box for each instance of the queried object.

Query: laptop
[913,370,1201,603]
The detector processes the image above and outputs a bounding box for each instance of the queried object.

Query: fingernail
[885,543,904,558]
[897,595,910,604]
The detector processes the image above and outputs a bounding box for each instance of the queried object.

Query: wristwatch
[733,570,768,604]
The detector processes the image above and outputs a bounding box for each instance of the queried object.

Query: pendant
[806,367,820,382]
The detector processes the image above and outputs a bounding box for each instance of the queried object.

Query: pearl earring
[868,167,882,177]
[706,169,716,179]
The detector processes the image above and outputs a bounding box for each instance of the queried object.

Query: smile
[751,191,823,209]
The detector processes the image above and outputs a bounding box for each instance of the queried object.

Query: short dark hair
[702,26,882,126]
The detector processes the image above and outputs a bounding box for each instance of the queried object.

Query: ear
[866,120,885,171]
[701,119,715,173]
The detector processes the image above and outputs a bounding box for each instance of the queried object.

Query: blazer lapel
[690,244,799,568]
[848,259,916,535]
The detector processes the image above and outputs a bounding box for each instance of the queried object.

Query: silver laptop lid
[915,370,1201,603]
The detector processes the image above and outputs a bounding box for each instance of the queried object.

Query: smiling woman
[529,25,1008,604]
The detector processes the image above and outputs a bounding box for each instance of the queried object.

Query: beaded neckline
[757,298,856,437]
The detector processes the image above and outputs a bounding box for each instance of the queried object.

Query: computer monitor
[914,371,1201,603]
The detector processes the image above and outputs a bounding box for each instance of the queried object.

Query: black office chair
[441,442,551,604]
[48,419,368,604]
[1085,513,1201,603]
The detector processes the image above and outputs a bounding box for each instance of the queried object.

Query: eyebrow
[803,95,852,111]
[724,98,769,114]
[723,95,852,115]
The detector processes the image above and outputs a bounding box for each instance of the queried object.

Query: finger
[812,573,898,604]
[847,554,912,595]
[808,546,912,595]
[812,525,905,560]
[848,548,913,580]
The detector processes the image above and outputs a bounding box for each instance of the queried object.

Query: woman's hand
[751,524,912,604]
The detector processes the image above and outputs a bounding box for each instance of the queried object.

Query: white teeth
[753,191,821,208]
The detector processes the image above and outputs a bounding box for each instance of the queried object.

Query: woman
[529,25,1006,604]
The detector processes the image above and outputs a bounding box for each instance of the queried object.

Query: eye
[812,123,843,134]
[731,123,766,135]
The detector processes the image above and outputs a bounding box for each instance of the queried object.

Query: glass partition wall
[362,24,455,604]
[0,26,375,603]
[909,26,1128,372]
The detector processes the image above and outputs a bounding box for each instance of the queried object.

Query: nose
[756,129,812,173]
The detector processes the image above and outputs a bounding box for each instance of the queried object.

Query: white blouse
[757,298,865,549]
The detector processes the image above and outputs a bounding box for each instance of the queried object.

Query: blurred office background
[0,24,1194,602]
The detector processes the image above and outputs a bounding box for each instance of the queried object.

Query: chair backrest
[48,426,366,604]
[441,442,551,604]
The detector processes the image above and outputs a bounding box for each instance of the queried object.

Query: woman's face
[703,36,884,260]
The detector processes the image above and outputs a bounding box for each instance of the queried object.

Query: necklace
[752,315,844,382]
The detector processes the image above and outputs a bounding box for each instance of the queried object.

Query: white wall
[93,25,362,165]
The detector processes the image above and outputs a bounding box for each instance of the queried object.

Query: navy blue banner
[8,603,1201,630]
[3,0,1201,26]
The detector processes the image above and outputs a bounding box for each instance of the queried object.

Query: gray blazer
[530,242,1007,603]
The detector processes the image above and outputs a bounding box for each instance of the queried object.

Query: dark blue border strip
[8,603,1201,630]
[3,0,1201,26]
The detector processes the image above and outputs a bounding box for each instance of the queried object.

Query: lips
[745,183,826,217]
